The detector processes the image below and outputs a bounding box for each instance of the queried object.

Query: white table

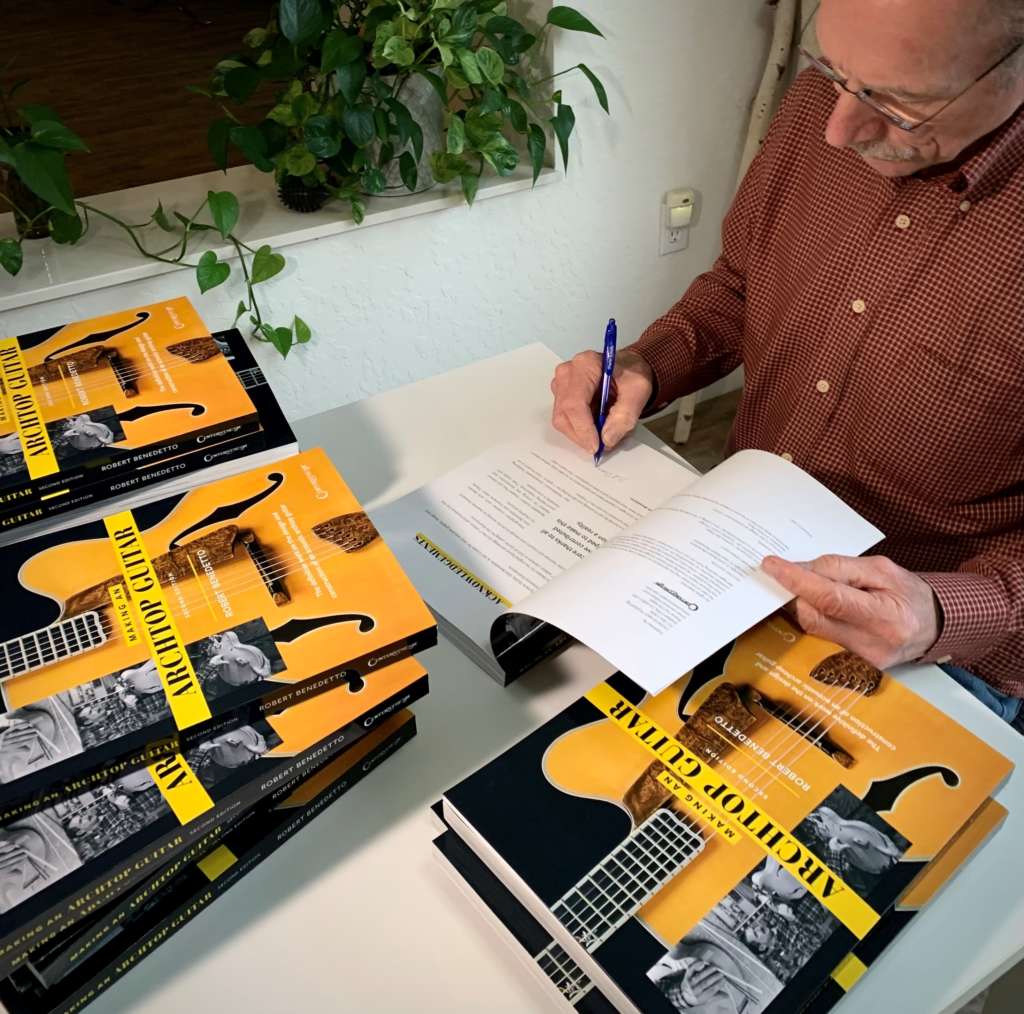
[93,344,1024,1014]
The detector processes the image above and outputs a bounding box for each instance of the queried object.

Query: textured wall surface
[0,1,770,423]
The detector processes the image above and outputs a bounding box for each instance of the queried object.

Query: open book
[375,430,881,689]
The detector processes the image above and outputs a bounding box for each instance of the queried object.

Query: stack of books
[0,301,438,1012]
[432,617,1012,1014]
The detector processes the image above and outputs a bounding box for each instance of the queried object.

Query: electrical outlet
[660,211,689,256]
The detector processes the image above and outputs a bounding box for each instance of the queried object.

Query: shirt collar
[919,101,1024,197]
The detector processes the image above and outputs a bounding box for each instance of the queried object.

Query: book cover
[0,656,427,978]
[442,615,1013,1014]
[433,796,1007,1014]
[0,299,259,507]
[0,709,417,1014]
[0,448,436,813]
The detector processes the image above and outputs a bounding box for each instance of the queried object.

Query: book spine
[0,628,435,820]
[21,715,418,1014]
[18,675,429,981]
[0,428,269,534]
[0,693,384,980]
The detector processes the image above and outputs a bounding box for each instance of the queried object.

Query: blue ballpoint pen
[594,318,618,466]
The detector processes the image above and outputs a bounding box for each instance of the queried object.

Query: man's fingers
[805,554,898,589]
[762,556,873,622]
[552,406,599,453]
[601,374,651,448]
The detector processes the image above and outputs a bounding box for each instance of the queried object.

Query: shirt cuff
[918,571,1011,664]
[631,329,693,414]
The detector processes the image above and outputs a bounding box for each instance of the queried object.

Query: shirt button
[959,200,972,213]
[895,214,911,229]
[816,379,831,394]
[851,299,866,314]
[780,452,794,463]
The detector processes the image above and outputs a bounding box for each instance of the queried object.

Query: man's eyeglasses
[799,13,1023,132]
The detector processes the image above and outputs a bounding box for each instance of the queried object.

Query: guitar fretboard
[536,940,593,1005]
[550,808,705,952]
[237,368,266,390]
[0,612,108,682]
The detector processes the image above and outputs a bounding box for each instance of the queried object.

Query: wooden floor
[644,389,741,473]
[3,1,273,197]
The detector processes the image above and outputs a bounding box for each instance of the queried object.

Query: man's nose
[824,89,888,149]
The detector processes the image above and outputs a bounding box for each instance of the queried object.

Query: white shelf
[0,163,560,313]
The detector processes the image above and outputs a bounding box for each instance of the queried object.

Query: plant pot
[376,71,444,196]
[1,169,52,240]
[277,174,330,213]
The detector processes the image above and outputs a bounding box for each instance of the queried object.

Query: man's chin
[857,152,922,177]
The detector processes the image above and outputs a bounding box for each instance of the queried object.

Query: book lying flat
[432,796,1007,1014]
[374,431,880,687]
[0,449,436,817]
[0,299,257,504]
[441,616,1012,1014]
[0,326,297,544]
[0,709,417,1014]
[0,656,426,979]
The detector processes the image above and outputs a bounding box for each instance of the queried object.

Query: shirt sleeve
[918,551,1024,681]
[631,75,807,411]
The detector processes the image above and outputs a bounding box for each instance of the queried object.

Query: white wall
[0,1,770,423]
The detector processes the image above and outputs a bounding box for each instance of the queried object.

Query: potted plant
[200,0,610,217]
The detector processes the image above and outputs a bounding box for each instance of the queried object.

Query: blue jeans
[942,663,1024,733]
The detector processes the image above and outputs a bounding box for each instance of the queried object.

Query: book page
[372,430,697,664]
[514,449,883,693]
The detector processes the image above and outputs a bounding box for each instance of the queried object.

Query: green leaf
[527,122,546,184]
[386,98,414,147]
[342,105,376,147]
[464,108,503,148]
[196,250,230,293]
[436,42,454,68]
[258,119,289,157]
[243,27,267,48]
[550,102,576,170]
[508,72,531,99]
[174,211,214,231]
[457,48,483,84]
[430,151,473,184]
[291,92,318,125]
[547,5,604,36]
[479,134,518,176]
[270,326,293,358]
[447,113,466,155]
[362,168,386,194]
[251,244,286,283]
[416,69,448,105]
[303,114,341,158]
[16,104,60,126]
[461,172,480,206]
[479,87,505,114]
[208,118,233,171]
[577,63,609,114]
[278,0,328,47]
[29,120,89,152]
[399,151,418,192]
[224,66,261,103]
[349,195,365,224]
[234,300,248,325]
[230,125,274,172]
[207,190,239,239]
[321,29,363,73]
[508,99,528,134]
[151,202,176,232]
[267,101,298,127]
[446,4,477,46]
[283,145,317,176]
[476,46,505,85]
[13,142,74,214]
[0,136,14,167]
[0,239,23,277]
[335,60,367,105]
[294,315,312,344]
[409,121,424,162]
[49,210,83,244]
[382,35,415,68]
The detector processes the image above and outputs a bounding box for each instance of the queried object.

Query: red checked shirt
[634,69,1024,697]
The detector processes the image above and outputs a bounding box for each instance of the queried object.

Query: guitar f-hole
[240,532,290,605]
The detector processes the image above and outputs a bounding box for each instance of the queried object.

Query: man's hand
[550,348,654,454]
[761,554,941,668]
[681,961,726,1004]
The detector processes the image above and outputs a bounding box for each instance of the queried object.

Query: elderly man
[551,0,1024,732]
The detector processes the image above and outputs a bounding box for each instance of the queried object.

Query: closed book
[0,656,427,979]
[0,709,417,1013]
[0,448,436,818]
[442,617,1012,1014]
